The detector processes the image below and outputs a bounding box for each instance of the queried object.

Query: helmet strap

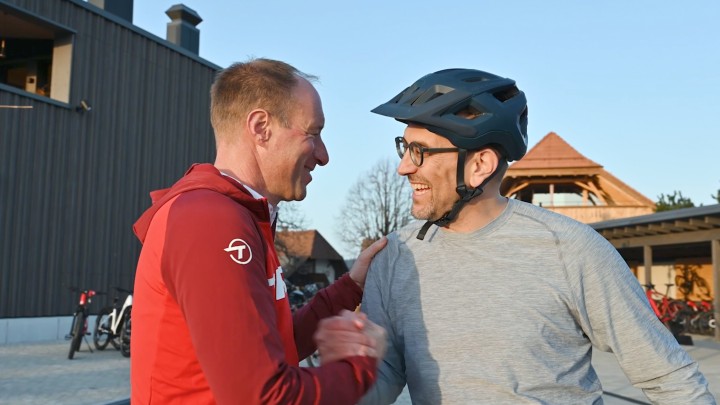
[416,149,499,240]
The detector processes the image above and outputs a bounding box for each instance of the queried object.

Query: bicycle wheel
[120,306,131,358]
[68,312,84,360]
[93,307,113,350]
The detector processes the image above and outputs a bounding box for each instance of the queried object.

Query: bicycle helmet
[373,69,529,239]
[372,68,528,161]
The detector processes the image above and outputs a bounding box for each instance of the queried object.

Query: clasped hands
[313,309,387,366]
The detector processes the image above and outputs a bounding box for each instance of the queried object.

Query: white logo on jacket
[268,267,287,300]
[224,239,252,264]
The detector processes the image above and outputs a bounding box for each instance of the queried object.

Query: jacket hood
[133,163,269,243]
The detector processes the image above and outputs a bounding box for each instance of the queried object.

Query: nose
[397,151,416,176]
[314,137,329,166]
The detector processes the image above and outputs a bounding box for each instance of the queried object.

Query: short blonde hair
[210,58,317,136]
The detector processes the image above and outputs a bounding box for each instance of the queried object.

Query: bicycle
[288,282,321,367]
[682,299,716,336]
[93,286,133,357]
[644,283,680,324]
[66,287,99,359]
[643,283,691,344]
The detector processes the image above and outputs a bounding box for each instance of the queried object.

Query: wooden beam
[504,181,530,197]
[675,220,704,231]
[620,225,653,236]
[609,228,720,249]
[661,222,685,232]
[643,245,653,286]
[689,218,715,230]
[704,216,720,226]
[634,225,656,236]
[623,227,639,236]
[583,181,608,204]
[647,224,672,234]
[574,181,594,193]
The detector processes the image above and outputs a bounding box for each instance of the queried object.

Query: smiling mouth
[411,183,430,194]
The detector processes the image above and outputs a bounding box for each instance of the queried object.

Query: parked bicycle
[643,283,690,343]
[677,299,716,336]
[66,287,99,360]
[93,286,133,357]
[644,283,681,324]
[288,282,321,367]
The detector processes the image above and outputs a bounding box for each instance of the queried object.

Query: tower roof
[511,132,601,170]
[502,132,655,223]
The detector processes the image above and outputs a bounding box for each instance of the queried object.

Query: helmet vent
[412,91,444,106]
[493,86,519,102]
[463,76,489,83]
[455,105,486,120]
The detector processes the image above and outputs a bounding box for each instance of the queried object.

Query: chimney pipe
[89,0,133,23]
[165,4,202,54]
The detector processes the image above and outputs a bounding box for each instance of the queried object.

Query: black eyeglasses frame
[395,137,461,167]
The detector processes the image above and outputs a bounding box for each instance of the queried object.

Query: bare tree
[276,201,308,231]
[337,158,413,255]
[275,202,308,275]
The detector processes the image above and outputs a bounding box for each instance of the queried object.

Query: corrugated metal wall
[0,0,219,317]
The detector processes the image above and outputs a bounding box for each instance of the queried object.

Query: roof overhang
[591,204,720,250]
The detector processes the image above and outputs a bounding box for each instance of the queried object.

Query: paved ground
[0,335,717,404]
[0,338,129,405]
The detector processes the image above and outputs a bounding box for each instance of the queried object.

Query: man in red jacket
[131,58,387,404]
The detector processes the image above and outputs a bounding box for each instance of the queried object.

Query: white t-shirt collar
[220,172,278,224]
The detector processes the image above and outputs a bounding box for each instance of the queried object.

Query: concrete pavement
[592,334,720,404]
[0,338,129,405]
[0,335,718,404]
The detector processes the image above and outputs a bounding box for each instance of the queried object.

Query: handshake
[313,309,387,365]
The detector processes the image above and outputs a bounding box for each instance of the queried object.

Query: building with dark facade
[0,0,219,336]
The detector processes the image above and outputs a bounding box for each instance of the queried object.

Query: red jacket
[131,164,376,404]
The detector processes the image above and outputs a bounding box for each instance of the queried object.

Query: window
[513,183,605,207]
[0,3,74,103]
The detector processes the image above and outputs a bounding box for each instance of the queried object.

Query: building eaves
[591,204,720,230]
[591,204,720,243]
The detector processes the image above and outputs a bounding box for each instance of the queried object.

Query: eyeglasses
[395,137,461,167]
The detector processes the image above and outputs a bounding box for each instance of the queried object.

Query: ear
[246,109,271,143]
[466,148,500,188]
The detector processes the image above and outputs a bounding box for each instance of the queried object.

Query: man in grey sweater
[359,68,715,404]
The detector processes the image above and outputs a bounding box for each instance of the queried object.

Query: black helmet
[372,68,528,161]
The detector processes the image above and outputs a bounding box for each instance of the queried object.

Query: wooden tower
[501,132,655,223]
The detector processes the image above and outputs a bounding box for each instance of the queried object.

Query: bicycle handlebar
[113,286,134,294]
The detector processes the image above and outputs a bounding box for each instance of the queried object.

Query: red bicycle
[683,300,716,335]
[644,283,680,323]
[66,287,99,359]
[644,283,693,344]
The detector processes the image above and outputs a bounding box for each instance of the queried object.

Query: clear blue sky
[133,1,720,257]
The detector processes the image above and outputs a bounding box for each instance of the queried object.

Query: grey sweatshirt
[360,199,714,404]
